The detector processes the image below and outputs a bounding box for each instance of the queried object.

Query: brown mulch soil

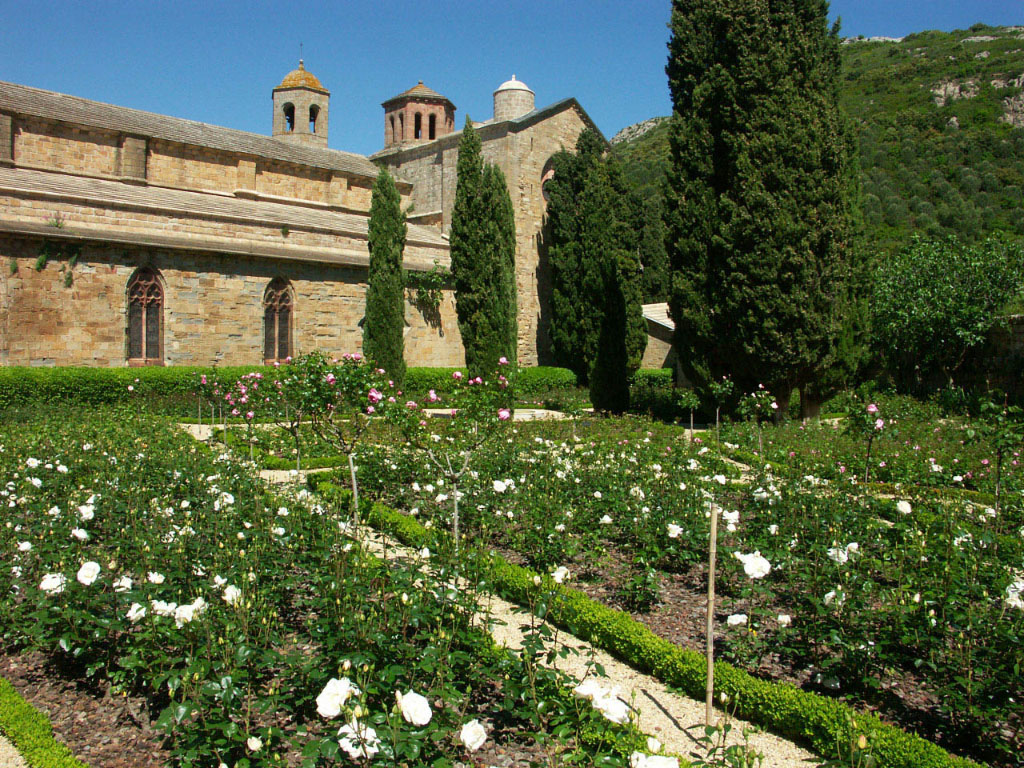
[0,650,168,768]
[0,648,567,768]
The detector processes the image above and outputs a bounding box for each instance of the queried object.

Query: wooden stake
[706,502,719,726]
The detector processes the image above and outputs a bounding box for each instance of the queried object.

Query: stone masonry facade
[0,67,604,370]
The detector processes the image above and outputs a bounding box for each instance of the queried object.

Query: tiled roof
[0,166,448,249]
[382,81,453,106]
[643,302,674,331]
[276,61,328,93]
[0,80,378,178]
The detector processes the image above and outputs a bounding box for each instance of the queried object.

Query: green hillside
[611,23,1024,255]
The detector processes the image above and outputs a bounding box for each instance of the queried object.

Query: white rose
[147,571,165,584]
[395,690,432,726]
[222,585,242,606]
[492,479,507,493]
[667,523,683,539]
[726,613,747,626]
[777,614,792,627]
[316,677,359,719]
[246,736,262,752]
[39,573,66,594]
[896,500,912,515]
[734,551,771,579]
[459,719,487,751]
[126,602,146,623]
[71,528,89,541]
[76,561,101,586]
[599,514,613,525]
[551,566,570,584]
[338,719,380,759]
[17,541,32,552]
[113,575,133,592]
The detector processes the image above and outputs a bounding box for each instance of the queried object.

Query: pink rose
[368,388,383,404]
[406,401,418,409]
[867,403,878,414]
[874,418,884,430]
[452,371,463,380]
[498,408,511,421]
[499,356,509,365]
[366,405,375,415]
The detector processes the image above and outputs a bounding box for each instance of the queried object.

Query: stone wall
[379,104,590,365]
[15,116,120,176]
[9,114,393,215]
[642,322,675,370]
[0,234,464,368]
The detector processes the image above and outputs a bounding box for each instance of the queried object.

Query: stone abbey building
[0,64,598,368]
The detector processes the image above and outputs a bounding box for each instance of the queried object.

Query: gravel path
[0,735,27,768]
[349,518,819,767]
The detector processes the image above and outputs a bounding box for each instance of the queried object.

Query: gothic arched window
[264,278,293,363]
[127,267,163,365]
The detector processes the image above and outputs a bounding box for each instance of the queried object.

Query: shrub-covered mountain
[611,23,1024,256]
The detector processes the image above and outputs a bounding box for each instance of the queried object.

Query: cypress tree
[583,160,646,412]
[363,167,407,381]
[640,197,670,303]
[546,129,606,381]
[450,117,518,375]
[665,0,860,409]
[479,163,518,371]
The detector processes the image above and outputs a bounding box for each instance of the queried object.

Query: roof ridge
[0,80,378,178]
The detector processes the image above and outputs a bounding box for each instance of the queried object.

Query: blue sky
[1,1,1021,156]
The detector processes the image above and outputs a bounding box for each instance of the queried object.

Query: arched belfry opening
[381,81,456,148]
[272,60,329,148]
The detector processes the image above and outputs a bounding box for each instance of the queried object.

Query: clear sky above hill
[1,0,1020,156]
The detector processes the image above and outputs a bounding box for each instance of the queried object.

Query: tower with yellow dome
[272,60,329,148]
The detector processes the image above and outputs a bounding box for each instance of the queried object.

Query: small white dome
[495,74,534,95]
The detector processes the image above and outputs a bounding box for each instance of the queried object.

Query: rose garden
[1,357,1022,768]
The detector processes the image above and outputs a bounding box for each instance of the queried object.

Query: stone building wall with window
[0,70,462,368]
[0,65,604,370]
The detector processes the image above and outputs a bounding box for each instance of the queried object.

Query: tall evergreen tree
[450,117,518,375]
[640,197,670,303]
[584,160,646,412]
[546,129,606,381]
[665,0,861,410]
[363,167,407,381]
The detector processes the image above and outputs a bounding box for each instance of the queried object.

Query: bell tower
[381,81,455,148]
[272,60,329,148]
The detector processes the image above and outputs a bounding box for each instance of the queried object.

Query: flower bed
[342,419,1022,766]
[1,406,653,767]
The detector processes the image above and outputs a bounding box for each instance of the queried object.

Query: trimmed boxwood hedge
[308,479,984,768]
[0,677,89,768]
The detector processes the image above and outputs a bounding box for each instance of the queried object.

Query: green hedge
[309,480,984,768]
[0,365,264,415]
[631,368,673,386]
[0,365,579,415]
[0,678,89,768]
[403,366,578,397]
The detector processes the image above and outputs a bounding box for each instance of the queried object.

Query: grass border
[309,478,986,768]
[0,677,89,768]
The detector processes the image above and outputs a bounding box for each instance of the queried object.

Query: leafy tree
[665,0,861,412]
[363,168,407,382]
[450,118,518,375]
[872,236,1024,390]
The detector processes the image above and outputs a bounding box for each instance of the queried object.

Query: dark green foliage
[546,129,606,380]
[546,130,645,391]
[872,236,1024,391]
[614,25,1024,257]
[639,197,670,302]
[450,118,518,376]
[363,168,407,382]
[665,0,860,406]
[583,160,646,412]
